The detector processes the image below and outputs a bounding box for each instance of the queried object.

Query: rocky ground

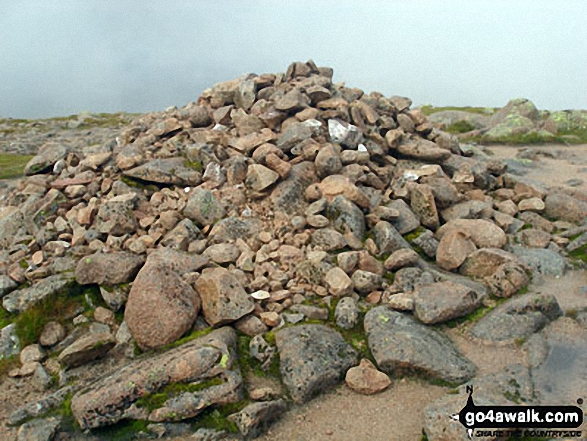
[1,60,586,441]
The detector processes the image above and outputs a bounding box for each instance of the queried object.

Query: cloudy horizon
[0,0,585,119]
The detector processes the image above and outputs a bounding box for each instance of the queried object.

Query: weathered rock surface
[228,399,287,438]
[275,324,358,403]
[125,260,200,350]
[3,275,73,313]
[75,251,145,285]
[470,293,563,342]
[345,358,391,395]
[364,307,476,383]
[58,332,116,368]
[71,327,241,429]
[413,281,484,324]
[195,267,255,327]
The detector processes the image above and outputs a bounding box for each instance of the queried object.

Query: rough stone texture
[410,183,439,230]
[435,230,477,271]
[413,281,484,324]
[326,195,366,241]
[364,307,476,383]
[58,332,116,368]
[1,323,20,360]
[94,194,138,236]
[0,274,18,298]
[509,245,566,277]
[184,187,227,227]
[436,219,506,249]
[39,322,66,347]
[16,417,61,441]
[246,164,279,191]
[125,260,200,350]
[388,199,421,235]
[544,192,587,224]
[470,293,562,342]
[3,275,73,313]
[123,157,202,186]
[24,143,68,175]
[351,270,382,294]
[195,267,255,327]
[209,217,263,243]
[75,252,145,285]
[393,137,451,162]
[334,297,360,330]
[383,248,419,271]
[459,248,520,278]
[345,358,391,395]
[71,328,242,429]
[324,267,354,297]
[484,261,529,298]
[228,399,287,438]
[275,324,358,403]
[372,221,410,256]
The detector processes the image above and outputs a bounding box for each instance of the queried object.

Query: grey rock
[0,323,20,360]
[161,218,202,251]
[99,284,129,311]
[246,164,279,191]
[351,270,382,294]
[290,304,329,321]
[16,417,60,441]
[184,187,227,227]
[32,364,52,392]
[387,199,420,235]
[364,307,476,383]
[275,324,358,403]
[509,245,566,277]
[393,137,451,162]
[315,144,342,179]
[24,143,68,175]
[75,251,145,285]
[276,122,313,153]
[123,157,202,186]
[326,195,366,241]
[470,293,563,342]
[413,281,484,324]
[209,217,263,243]
[229,399,287,438]
[412,229,438,258]
[3,275,73,314]
[0,274,18,298]
[372,221,410,256]
[335,297,360,330]
[0,206,24,248]
[311,228,347,251]
[271,162,316,215]
[71,327,242,429]
[58,332,116,368]
[8,385,77,426]
[95,194,138,236]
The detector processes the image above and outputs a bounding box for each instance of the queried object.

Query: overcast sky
[0,0,585,118]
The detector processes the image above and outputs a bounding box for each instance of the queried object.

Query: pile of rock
[1,60,586,440]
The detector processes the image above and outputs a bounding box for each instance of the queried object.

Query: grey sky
[0,0,585,118]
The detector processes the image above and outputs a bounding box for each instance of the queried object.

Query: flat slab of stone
[71,327,241,429]
[470,293,563,342]
[509,245,566,277]
[123,158,202,186]
[58,332,116,368]
[413,281,484,324]
[275,324,358,403]
[3,275,73,313]
[75,252,145,285]
[364,307,476,384]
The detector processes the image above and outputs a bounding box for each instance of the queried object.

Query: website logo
[451,386,584,439]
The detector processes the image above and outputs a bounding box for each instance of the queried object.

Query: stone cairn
[1,60,586,440]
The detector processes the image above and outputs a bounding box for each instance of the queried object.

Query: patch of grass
[0,306,12,329]
[419,105,495,116]
[517,285,529,295]
[0,154,34,179]
[568,245,587,264]
[0,355,19,377]
[184,159,203,172]
[445,120,476,134]
[190,401,250,434]
[468,127,587,145]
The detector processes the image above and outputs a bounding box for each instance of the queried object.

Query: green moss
[10,283,102,347]
[0,154,35,179]
[91,419,151,441]
[442,297,508,329]
[403,227,426,243]
[119,175,160,193]
[0,306,12,329]
[159,326,214,352]
[190,401,250,434]
[236,334,281,380]
[517,285,529,295]
[184,159,203,172]
[135,377,225,412]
